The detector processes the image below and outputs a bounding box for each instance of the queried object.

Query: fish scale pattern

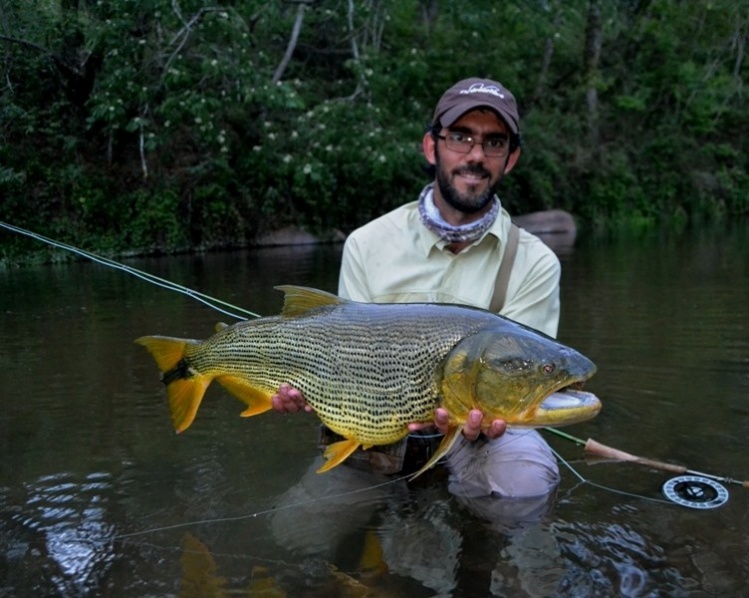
[184,301,495,445]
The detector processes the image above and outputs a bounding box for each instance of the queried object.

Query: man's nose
[466,141,487,161]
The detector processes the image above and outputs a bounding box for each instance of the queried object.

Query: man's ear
[422,132,437,165]
[503,148,521,174]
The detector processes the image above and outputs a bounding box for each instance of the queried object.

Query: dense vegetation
[1,0,747,259]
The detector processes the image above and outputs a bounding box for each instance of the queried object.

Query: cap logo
[459,82,505,99]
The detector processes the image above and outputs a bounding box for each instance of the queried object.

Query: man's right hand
[271,383,313,414]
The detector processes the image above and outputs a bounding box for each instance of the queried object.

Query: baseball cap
[432,77,519,135]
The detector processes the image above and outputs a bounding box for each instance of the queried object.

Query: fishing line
[0,221,259,320]
[112,439,676,544]
[112,472,412,540]
[550,447,672,505]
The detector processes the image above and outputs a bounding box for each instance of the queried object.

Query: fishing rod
[545,427,748,489]
[0,221,259,321]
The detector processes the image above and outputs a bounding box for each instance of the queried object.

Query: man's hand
[270,384,313,414]
[408,408,507,441]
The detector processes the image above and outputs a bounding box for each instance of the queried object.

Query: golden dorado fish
[136,285,600,476]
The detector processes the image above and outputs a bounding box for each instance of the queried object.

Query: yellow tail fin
[135,335,211,433]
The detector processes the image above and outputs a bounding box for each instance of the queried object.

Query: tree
[1,0,747,262]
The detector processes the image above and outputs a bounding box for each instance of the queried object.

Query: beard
[434,147,504,215]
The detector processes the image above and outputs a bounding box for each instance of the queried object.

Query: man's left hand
[408,408,507,441]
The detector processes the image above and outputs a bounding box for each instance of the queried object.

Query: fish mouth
[530,384,602,428]
[559,379,588,393]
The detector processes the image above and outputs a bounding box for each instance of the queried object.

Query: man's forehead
[447,108,509,132]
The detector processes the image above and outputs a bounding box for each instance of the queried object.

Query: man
[272,77,561,500]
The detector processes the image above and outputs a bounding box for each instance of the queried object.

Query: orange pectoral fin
[409,424,464,481]
[317,438,361,473]
[214,375,273,417]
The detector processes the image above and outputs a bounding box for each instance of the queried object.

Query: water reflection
[1,229,748,595]
[3,472,116,596]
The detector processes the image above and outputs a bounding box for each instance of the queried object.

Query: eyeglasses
[436,131,511,157]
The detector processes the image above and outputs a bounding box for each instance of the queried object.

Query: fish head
[440,326,600,427]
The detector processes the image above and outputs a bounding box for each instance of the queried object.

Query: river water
[1,223,747,597]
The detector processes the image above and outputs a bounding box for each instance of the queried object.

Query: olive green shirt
[338,199,561,338]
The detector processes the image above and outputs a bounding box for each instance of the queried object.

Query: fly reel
[661,475,729,509]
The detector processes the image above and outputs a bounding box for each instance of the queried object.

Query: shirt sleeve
[500,248,561,338]
[337,235,372,301]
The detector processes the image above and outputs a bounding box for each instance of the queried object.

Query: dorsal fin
[214,322,229,332]
[275,285,345,317]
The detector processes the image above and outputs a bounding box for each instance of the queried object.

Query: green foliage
[0,0,747,260]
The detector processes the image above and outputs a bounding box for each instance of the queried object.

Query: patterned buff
[417,184,500,244]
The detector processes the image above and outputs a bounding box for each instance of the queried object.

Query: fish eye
[542,363,555,375]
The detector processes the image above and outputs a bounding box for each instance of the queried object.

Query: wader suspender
[489,224,520,313]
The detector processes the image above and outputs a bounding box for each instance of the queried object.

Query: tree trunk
[531,1,562,109]
[272,3,308,85]
[419,0,439,34]
[584,0,602,149]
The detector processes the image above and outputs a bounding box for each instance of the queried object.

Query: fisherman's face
[423,109,520,223]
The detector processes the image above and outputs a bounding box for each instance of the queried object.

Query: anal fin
[214,375,273,417]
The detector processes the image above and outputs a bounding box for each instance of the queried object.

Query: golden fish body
[136,286,600,475]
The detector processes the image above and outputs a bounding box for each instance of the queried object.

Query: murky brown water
[1,224,747,596]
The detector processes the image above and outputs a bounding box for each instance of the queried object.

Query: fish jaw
[439,328,599,428]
